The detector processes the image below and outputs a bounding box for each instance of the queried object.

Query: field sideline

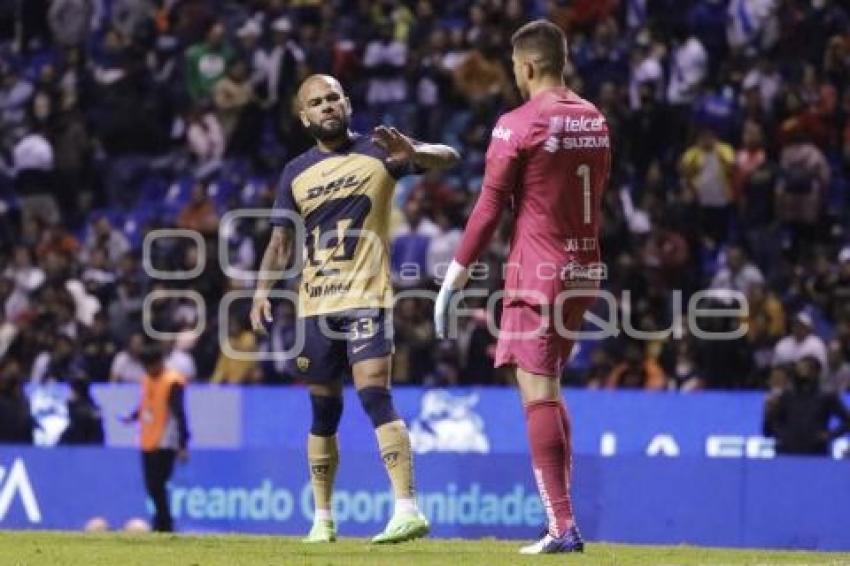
[0,532,848,566]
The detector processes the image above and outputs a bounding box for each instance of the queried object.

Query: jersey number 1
[576,164,592,225]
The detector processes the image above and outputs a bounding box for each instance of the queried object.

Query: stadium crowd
[1,0,850,407]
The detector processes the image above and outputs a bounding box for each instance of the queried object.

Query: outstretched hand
[372,126,415,165]
[250,298,273,334]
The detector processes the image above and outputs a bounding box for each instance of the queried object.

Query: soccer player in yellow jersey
[250,75,459,544]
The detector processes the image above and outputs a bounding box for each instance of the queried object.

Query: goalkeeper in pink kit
[434,20,610,554]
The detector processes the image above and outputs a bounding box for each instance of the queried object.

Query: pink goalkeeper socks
[525,399,575,537]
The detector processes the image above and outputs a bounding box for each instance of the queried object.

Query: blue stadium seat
[138,175,168,203]
[123,205,157,249]
[159,177,195,221]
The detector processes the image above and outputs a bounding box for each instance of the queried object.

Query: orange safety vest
[140,369,186,452]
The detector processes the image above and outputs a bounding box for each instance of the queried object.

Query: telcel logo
[0,459,41,523]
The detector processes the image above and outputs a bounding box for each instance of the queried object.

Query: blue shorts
[292,308,393,382]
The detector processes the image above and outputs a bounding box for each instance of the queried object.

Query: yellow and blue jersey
[271,133,414,317]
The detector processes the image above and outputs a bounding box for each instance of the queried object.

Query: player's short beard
[307,116,349,143]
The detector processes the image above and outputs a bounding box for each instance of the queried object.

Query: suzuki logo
[0,459,41,523]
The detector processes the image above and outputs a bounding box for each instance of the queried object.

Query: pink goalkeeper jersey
[455,87,611,303]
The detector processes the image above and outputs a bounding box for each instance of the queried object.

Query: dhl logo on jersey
[305,174,372,201]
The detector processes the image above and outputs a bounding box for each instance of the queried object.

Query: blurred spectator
[804,250,836,317]
[0,360,35,444]
[452,38,512,107]
[266,17,306,111]
[692,300,754,388]
[185,22,234,102]
[603,342,667,390]
[458,306,498,385]
[830,248,850,322]
[5,245,46,293]
[109,252,146,340]
[412,29,451,140]
[30,333,85,383]
[746,281,785,377]
[825,340,850,393]
[393,296,435,384]
[734,120,766,198]
[110,332,146,383]
[165,340,197,382]
[13,127,57,220]
[364,24,408,107]
[0,65,34,144]
[112,0,155,41]
[80,312,117,382]
[626,85,666,183]
[259,300,297,382]
[235,19,269,89]
[266,16,308,145]
[441,28,469,72]
[582,347,615,388]
[427,206,463,284]
[763,356,850,456]
[667,27,708,106]
[0,297,17,358]
[641,222,690,289]
[711,245,764,294]
[81,247,117,307]
[409,1,438,47]
[775,128,829,250]
[85,216,131,265]
[726,0,779,57]
[670,341,701,391]
[176,182,219,236]
[59,377,105,445]
[628,35,664,110]
[573,18,629,101]
[741,57,782,117]
[679,128,734,244]
[423,341,460,387]
[300,24,334,76]
[185,107,225,168]
[47,0,93,48]
[213,60,255,142]
[735,120,776,232]
[392,194,439,286]
[773,312,828,378]
[50,107,92,224]
[0,276,28,326]
[36,224,79,260]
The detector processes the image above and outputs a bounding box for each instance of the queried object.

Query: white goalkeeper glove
[434,259,470,339]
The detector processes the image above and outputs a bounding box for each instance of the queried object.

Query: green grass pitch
[0,532,848,566]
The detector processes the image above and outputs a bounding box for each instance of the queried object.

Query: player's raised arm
[250,225,293,333]
[433,119,520,338]
[372,125,460,170]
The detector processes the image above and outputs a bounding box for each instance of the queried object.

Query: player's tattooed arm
[372,125,460,170]
[410,140,461,170]
[250,226,292,333]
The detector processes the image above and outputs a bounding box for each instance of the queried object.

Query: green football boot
[371,512,430,544]
[302,518,336,543]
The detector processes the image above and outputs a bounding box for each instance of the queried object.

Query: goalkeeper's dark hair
[510,19,567,77]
